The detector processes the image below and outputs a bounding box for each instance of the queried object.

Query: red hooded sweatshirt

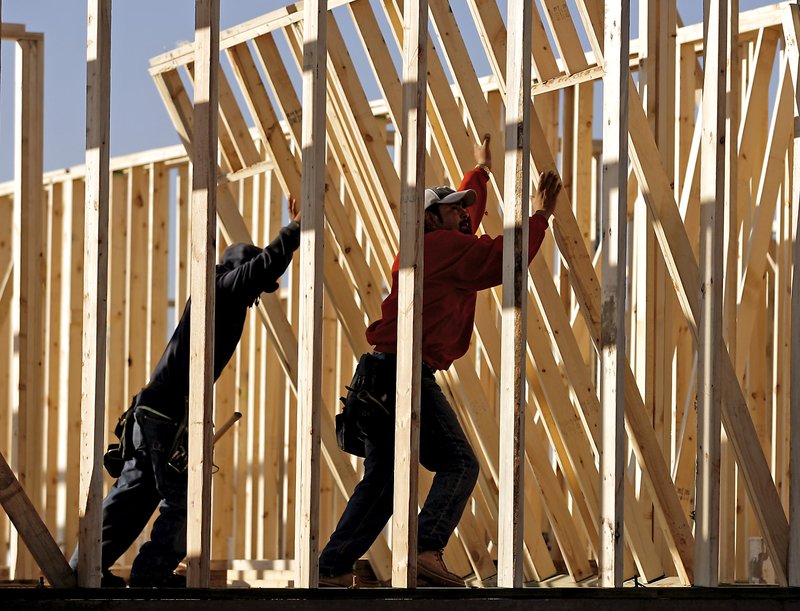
[366,167,549,370]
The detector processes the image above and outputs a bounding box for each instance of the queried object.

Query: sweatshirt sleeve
[448,213,549,291]
[458,167,489,234]
[219,220,301,304]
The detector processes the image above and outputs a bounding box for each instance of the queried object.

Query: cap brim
[437,189,476,207]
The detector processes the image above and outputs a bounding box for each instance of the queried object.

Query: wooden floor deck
[0,584,797,611]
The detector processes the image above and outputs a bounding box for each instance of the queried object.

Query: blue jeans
[70,407,187,580]
[319,353,479,576]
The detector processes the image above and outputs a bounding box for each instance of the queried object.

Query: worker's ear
[424,209,442,231]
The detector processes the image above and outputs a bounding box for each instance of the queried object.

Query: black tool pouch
[166,412,189,474]
[103,443,125,478]
[335,353,394,457]
[103,396,138,478]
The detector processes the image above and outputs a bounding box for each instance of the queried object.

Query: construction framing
[1,0,800,589]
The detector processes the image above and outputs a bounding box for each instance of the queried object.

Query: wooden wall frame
[1,0,799,590]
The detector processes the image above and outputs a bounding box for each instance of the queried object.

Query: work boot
[417,550,466,587]
[318,572,358,588]
[101,570,127,588]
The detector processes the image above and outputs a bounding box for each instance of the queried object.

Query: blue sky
[0,0,773,181]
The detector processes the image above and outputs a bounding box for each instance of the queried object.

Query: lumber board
[0,451,75,587]
[60,180,86,563]
[294,0,326,588]
[124,167,148,404]
[642,0,678,576]
[0,197,10,569]
[42,184,59,538]
[497,0,531,588]
[531,2,561,81]
[784,1,800,586]
[186,0,219,588]
[11,36,46,580]
[211,335,236,559]
[695,0,728,586]
[391,0,425,588]
[147,163,169,370]
[540,0,589,72]
[216,68,261,170]
[107,173,127,427]
[77,0,111,587]
[599,0,629,586]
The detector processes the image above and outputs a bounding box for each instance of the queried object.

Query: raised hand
[288,195,301,224]
[474,133,491,172]
[533,171,561,220]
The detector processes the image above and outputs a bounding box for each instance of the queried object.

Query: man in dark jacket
[72,198,301,587]
[319,136,561,587]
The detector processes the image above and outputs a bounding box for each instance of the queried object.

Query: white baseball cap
[423,185,477,211]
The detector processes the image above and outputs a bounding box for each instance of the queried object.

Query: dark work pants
[70,407,186,580]
[318,354,480,577]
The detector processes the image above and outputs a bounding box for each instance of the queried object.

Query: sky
[0,0,775,182]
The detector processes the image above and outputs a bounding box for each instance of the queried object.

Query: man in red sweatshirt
[320,136,561,587]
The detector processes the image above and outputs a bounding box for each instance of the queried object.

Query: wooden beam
[497,0,532,589]
[392,0,425,588]
[12,33,45,582]
[782,1,800,587]
[641,0,677,578]
[77,0,111,588]
[530,3,560,81]
[106,174,126,425]
[0,23,43,42]
[531,65,604,96]
[0,451,75,587]
[60,179,85,562]
[599,0,629,588]
[695,0,728,586]
[540,0,589,73]
[186,0,219,588]
[295,0,326,589]
[720,0,739,582]
[147,162,169,372]
[676,3,785,47]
